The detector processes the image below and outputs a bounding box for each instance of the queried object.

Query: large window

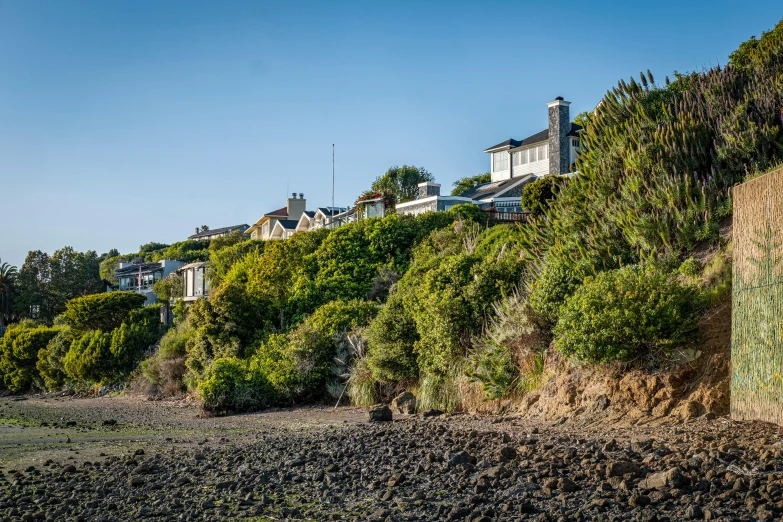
[538,144,548,160]
[529,146,537,163]
[492,151,508,172]
[513,149,528,166]
[194,268,204,296]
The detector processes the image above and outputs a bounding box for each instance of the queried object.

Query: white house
[188,224,249,241]
[485,96,581,182]
[179,262,210,304]
[396,96,582,218]
[246,193,308,240]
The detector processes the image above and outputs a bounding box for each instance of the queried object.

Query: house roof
[115,261,164,276]
[316,207,347,217]
[484,123,583,153]
[303,211,315,218]
[264,207,288,217]
[275,219,299,230]
[457,174,535,200]
[188,224,248,240]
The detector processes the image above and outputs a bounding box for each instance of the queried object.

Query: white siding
[512,157,549,177]
[491,169,510,182]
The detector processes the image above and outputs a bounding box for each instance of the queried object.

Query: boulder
[391,391,417,415]
[606,460,641,478]
[638,467,687,491]
[367,405,393,422]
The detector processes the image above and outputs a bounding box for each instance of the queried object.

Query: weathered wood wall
[731,167,783,423]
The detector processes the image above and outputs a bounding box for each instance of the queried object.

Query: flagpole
[332,144,335,227]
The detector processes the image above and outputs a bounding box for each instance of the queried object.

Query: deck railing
[482,209,532,224]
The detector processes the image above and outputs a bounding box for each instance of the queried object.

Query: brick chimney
[547,97,571,175]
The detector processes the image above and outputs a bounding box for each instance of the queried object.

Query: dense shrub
[36,328,74,391]
[447,203,485,223]
[366,291,418,382]
[138,322,194,396]
[61,292,146,333]
[208,238,265,287]
[528,255,592,324]
[553,265,699,363]
[520,175,567,214]
[0,323,61,392]
[198,357,275,414]
[63,330,113,383]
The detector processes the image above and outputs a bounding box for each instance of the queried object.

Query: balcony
[482,209,532,224]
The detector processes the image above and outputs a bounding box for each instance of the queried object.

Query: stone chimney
[417,181,441,199]
[547,97,571,175]
[287,192,306,219]
[195,227,199,234]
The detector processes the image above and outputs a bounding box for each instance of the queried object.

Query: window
[194,268,204,297]
[538,144,548,160]
[492,151,508,172]
[513,149,528,166]
[529,147,537,163]
[572,138,580,149]
[263,223,269,235]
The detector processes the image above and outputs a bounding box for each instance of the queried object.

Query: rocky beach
[1,396,781,521]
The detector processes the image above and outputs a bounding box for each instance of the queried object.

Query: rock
[606,460,641,478]
[638,467,687,490]
[684,505,704,519]
[497,446,517,462]
[391,392,417,415]
[369,508,390,521]
[62,465,76,474]
[367,405,393,422]
[628,491,651,507]
[134,449,145,456]
[446,450,475,468]
[129,476,145,487]
[631,439,653,454]
[421,409,443,418]
[558,477,579,492]
[102,419,117,426]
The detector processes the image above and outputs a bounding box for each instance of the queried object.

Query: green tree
[371,165,434,203]
[153,273,183,304]
[0,323,61,392]
[61,292,146,334]
[450,173,491,196]
[0,259,18,325]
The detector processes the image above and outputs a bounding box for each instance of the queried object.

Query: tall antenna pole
[332,144,335,221]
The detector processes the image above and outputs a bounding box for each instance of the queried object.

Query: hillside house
[114,260,185,305]
[246,193,308,240]
[188,224,249,241]
[179,262,210,303]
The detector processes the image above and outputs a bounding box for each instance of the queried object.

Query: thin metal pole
[332,144,335,222]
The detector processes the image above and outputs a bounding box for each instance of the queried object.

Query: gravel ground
[1,396,783,521]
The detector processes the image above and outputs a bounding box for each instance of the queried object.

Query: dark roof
[115,262,164,276]
[485,123,583,153]
[302,211,315,218]
[316,207,347,217]
[188,224,249,240]
[276,219,299,230]
[457,174,535,200]
[264,207,288,217]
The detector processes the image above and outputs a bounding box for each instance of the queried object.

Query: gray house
[114,260,185,305]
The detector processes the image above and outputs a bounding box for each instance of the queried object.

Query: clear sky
[1,0,780,268]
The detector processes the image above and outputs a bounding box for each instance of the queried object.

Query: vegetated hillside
[3,21,783,420]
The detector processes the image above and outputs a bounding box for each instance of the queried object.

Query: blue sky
[1,0,779,268]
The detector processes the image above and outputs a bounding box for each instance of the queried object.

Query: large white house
[396,96,582,217]
[485,96,581,182]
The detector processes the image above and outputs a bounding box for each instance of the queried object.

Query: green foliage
[451,173,491,196]
[208,239,265,287]
[467,342,517,400]
[366,291,418,381]
[207,231,249,253]
[61,292,146,333]
[14,247,104,323]
[36,328,74,391]
[0,259,17,325]
[63,330,113,383]
[0,323,61,392]
[553,265,699,363]
[153,273,183,304]
[528,255,593,324]
[447,203,485,223]
[198,357,275,414]
[521,175,567,215]
[370,165,434,203]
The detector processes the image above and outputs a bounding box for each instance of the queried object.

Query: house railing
[482,209,532,224]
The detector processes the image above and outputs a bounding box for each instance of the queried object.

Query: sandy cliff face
[517,301,731,427]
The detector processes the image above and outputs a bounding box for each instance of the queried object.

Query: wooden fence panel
[731,167,783,423]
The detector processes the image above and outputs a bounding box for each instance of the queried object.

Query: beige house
[246,193,308,240]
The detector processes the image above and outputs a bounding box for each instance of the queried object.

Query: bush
[553,264,700,363]
[198,357,274,414]
[521,175,566,214]
[61,292,146,333]
[447,203,485,223]
[0,323,61,392]
[529,255,591,324]
[366,291,419,382]
[36,328,74,391]
[63,330,113,383]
